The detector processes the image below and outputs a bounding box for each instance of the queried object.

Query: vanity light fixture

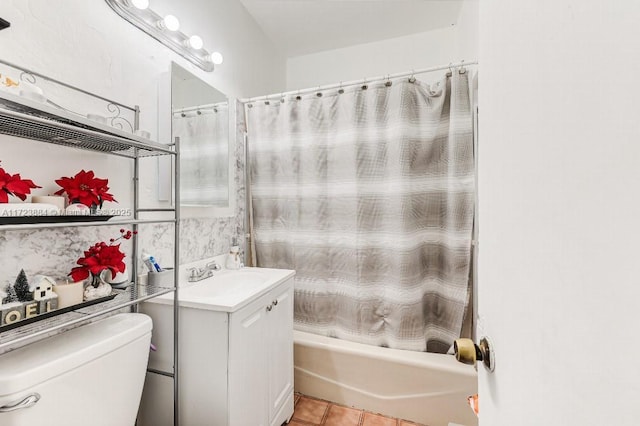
[187,35,203,50]
[105,0,220,72]
[128,0,148,10]
[159,14,180,32]
[208,52,224,65]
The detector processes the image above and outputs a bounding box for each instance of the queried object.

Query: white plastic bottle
[226,237,242,270]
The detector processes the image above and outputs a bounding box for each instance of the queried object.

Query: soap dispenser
[226,237,242,270]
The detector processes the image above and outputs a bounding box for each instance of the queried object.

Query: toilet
[0,313,152,425]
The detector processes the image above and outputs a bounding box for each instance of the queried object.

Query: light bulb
[187,35,203,50]
[129,0,149,9]
[161,14,180,31]
[208,52,223,65]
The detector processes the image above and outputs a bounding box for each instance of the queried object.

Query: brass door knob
[453,338,479,365]
[453,337,495,372]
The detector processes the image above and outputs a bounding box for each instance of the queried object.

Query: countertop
[144,256,295,313]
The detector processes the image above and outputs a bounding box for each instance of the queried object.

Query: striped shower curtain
[246,71,474,352]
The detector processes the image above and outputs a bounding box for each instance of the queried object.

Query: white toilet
[0,313,152,425]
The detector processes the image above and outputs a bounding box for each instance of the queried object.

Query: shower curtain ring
[296,91,301,101]
[447,63,454,77]
[264,96,270,106]
[280,93,285,103]
[408,70,416,83]
[361,78,368,90]
[316,86,323,97]
[385,74,392,87]
[338,82,344,94]
[459,59,467,74]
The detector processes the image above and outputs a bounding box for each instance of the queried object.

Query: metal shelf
[0,91,175,158]
[0,282,175,354]
[0,217,176,231]
[0,60,181,422]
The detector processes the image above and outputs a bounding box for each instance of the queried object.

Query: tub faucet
[187,261,221,282]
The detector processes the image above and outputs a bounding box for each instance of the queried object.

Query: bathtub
[293,330,478,426]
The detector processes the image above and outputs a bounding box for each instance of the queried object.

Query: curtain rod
[173,100,228,114]
[239,59,477,103]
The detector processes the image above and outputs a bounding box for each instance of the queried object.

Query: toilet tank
[0,313,152,426]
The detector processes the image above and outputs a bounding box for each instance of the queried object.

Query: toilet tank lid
[0,313,152,397]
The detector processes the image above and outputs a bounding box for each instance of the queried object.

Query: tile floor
[288,393,425,426]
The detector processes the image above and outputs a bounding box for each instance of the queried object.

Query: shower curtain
[173,104,229,206]
[246,71,474,352]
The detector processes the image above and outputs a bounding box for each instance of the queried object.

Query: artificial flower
[55,169,116,208]
[0,161,41,203]
[70,229,136,286]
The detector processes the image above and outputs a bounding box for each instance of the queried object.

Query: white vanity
[137,260,295,426]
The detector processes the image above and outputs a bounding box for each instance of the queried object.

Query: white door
[266,280,294,425]
[478,0,640,425]
[229,295,269,426]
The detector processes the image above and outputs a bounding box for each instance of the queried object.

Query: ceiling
[239,0,464,57]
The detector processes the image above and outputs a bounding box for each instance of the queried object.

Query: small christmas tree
[14,269,32,302]
[3,282,18,304]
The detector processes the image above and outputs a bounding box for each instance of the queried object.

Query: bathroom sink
[148,265,295,312]
[215,270,268,285]
[182,271,268,298]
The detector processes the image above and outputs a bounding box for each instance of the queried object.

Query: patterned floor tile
[323,404,363,426]
[288,394,425,426]
[292,396,329,424]
[361,412,398,426]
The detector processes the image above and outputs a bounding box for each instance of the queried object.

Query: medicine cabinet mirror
[159,62,236,217]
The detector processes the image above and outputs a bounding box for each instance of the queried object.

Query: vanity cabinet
[138,268,295,426]
[267,283,295,424]
[229,279,294,426]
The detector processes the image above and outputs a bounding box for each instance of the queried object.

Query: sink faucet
[187,261,222,282]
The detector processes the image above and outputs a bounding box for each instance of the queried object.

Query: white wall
[478,0,640,424]
[0,0,285,279]
[286,0,478,91]
[148,0,286,99]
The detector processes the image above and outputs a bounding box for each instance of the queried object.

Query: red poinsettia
[70,229,136,285]
[0,161,41,203]
[54,169,116,208]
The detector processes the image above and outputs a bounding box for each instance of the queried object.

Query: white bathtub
[293,330,478,426]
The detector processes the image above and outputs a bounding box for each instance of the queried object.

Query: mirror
[163,62,235,216]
